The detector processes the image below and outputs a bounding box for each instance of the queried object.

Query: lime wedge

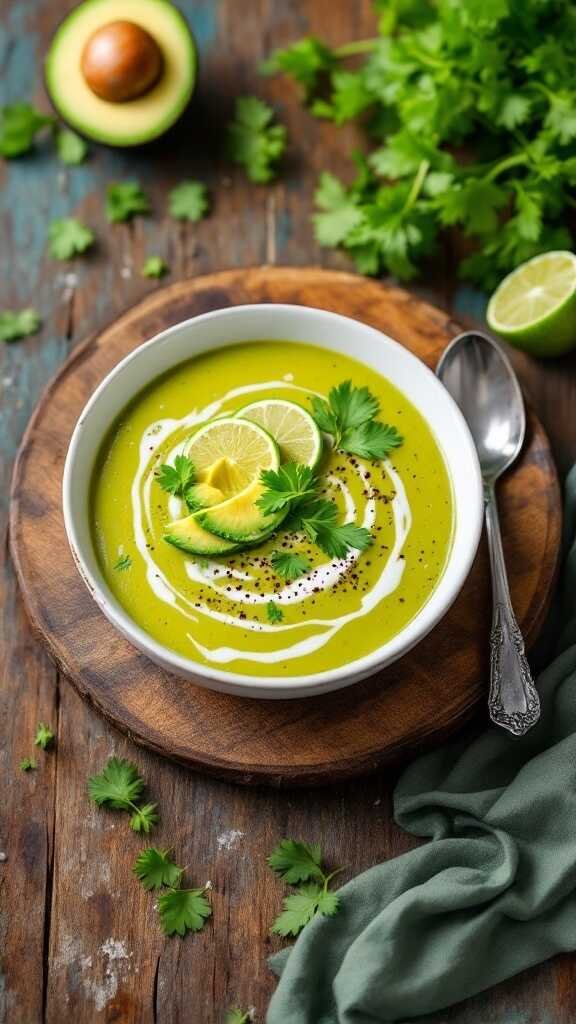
[487,251,576,357]
[237,399,323,467]
[184,417,279,492]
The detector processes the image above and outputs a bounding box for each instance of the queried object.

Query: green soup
[91,341,454,676]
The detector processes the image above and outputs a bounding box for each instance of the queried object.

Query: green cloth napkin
[268,465,576,1024]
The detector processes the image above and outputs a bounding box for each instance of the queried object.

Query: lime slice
[487,251,576,357]
[237,399,323,467]
[184,417,279,492]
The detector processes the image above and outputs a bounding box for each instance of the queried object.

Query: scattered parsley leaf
[48,218,94,260]
[0,103,54,158]
[88,756,144,808]
[0,309,41,343]
[270,551,311,581]
[130,802,159,834]
[20,757,37,772]
[226,97,286,184]
[56,129,88,165]
[158,887,212,936]
[133,848,182,890]
[266,600,284,624]
[106,181,150,223]
[226,1011,251,1024]
[271,881,340,937]
[268,839,324,884]
[168,180,209,222]
[142,256,169,279]
[34,723,55,750]
[113,554,132,571]
[257,463,317,514]
[157,455,196,498]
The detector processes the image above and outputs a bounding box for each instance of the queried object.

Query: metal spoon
[437,330,540,736]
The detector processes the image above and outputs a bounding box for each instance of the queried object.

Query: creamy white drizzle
[130,381,412,667]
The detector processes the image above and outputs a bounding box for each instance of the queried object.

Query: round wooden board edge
[8,267,563,787]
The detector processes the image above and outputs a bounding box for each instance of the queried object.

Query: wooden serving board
[10,267,561,786]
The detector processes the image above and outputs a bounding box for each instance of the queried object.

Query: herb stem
[484,153,529,182]
[334,38,378,58]
[403,159,430,212]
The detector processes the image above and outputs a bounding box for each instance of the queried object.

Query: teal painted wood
[1,1,576,1022]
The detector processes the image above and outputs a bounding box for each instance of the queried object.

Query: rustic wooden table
[2,2,576,1022]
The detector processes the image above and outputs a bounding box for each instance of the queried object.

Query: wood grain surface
[10,267,562,786]
[2,1,576,1022]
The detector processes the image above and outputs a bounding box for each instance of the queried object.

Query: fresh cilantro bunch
[268,839,342,937]
[226,97,287,184]
[265,0,576,289]
[310,380,403,459]
[133,847,212,937]
[88,757,159,833]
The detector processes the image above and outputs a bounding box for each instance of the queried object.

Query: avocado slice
[164,515,240,557]
[185,482,225,511]
[45,0,196,147]
[196,478,285,543]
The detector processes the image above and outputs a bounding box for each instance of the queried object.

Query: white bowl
[63,304,483,699]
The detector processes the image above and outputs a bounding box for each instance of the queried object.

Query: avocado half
[45,0,196,147]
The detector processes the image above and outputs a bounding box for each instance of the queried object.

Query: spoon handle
[484,484,540,736]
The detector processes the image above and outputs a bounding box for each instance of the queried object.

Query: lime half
[487,251,576,357]
[237,398,323,467]
[184,417,279,492]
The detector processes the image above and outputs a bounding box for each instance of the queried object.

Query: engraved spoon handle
[485,484,540,736]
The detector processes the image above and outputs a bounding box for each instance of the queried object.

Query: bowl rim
[62,303,484,694]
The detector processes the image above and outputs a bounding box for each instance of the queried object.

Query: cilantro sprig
[226,1011,252,1024]
[142,256,169,279]
[0,103,54,157]
[34,722,55,750]
[257,463,317,515]
[133,847,212,936]
[168,180,209,222]
[157,454,196,501]
[106,181,150,223]
[266,600,284,624]
[268,839,342,937]
[271,550,311,581]
[226,97,287,184]
[264,4,576,289]
[48,218,94,261]
[88,757,159,833]
[310,381,403,460]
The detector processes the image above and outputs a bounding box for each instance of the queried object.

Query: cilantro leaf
[257,463,317,514]
[157,455,195,498]
[315,522,373,560]
[226,1011,251,1024]
[48,218,94,260]
[289,498,337,541]
[106,181,150,223]
[309,395,339,435]
[268,839,324,884]
[133,848,182,890]
[56,129,88,165]
[88,757,145,810]
[266,600,284,624]
[226,97,286,184]
[313,172,363,247]
[34,723,55,750]
[113,554,132,571]
[327,381,380,433]
[142,256,169,279]
[0,309,41,343]
[0,103,53,158]
[340,421,404,460]
[261,37,335,100]
[271,551,311,581]
[168,180,209,222]
[20,757,37,772]
[157,887,212,936]
[130,803,159,834]
[271,882,340,937]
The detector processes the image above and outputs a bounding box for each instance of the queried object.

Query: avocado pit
[81,20,163,103]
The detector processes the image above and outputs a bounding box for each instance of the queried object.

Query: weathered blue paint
[179,0,219,49]
[453,284,488,324]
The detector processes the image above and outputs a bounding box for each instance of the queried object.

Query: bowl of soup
[62,304,483,698]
